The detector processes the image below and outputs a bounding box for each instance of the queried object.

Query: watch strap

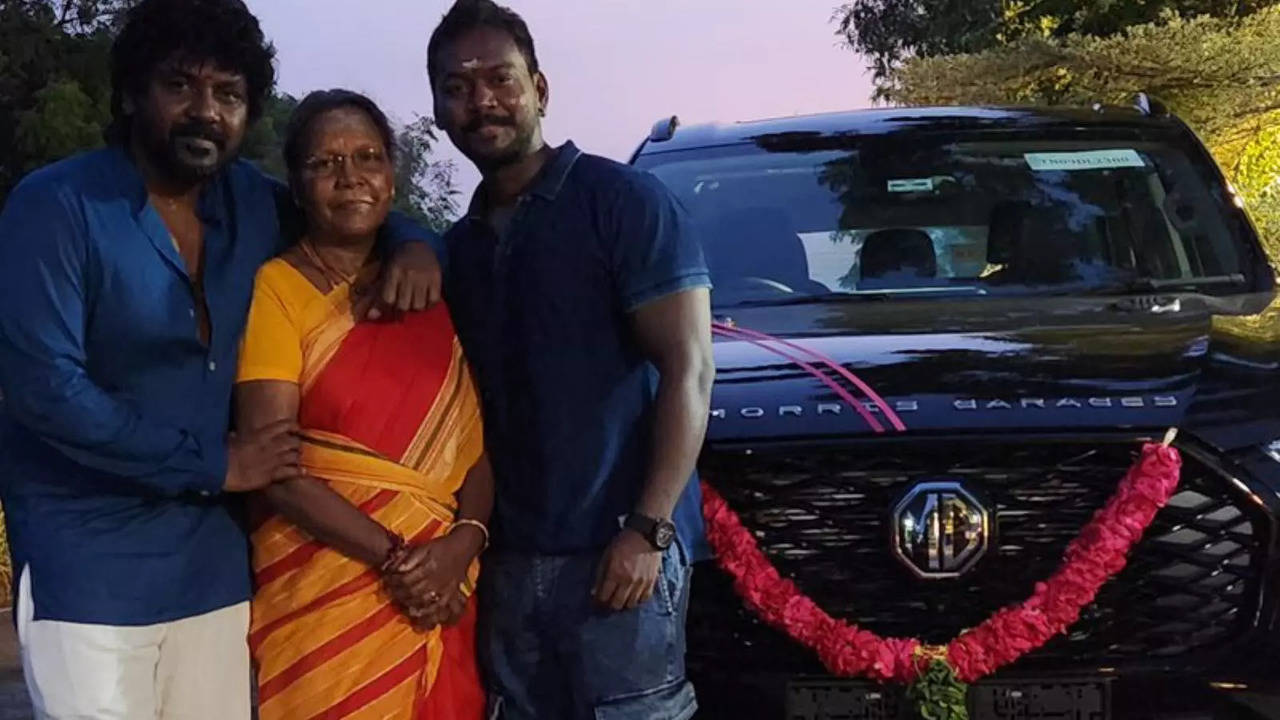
[625,512,673,550]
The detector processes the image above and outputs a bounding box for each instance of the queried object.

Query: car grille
[689,440,1269,681]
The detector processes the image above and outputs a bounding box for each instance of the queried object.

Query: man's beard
[460,114,537,172]
[138,115,234,184]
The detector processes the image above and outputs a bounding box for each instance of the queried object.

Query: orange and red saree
[238,259,485,720]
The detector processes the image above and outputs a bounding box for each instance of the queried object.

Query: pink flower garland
[701,442,1182,684]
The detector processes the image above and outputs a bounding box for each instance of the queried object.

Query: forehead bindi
[441,26,529,77]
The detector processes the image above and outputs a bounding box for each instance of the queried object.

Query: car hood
[707,293,1280,451]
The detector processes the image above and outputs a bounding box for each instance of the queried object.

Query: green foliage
[391,116,459,232]
[15,78,106,171]
[876,8,1280,263]
[835,0,1276,85]
[0,0,458,228]
[0,1,123,196]
[6,0,135,33]
[1233,123,1280,249]
[905,659,969,720]
[239,91,299,181]
[881,10,1280,131]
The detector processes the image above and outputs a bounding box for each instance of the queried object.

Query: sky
[246,0,877,200]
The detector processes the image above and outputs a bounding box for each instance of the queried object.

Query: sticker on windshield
[887,178,935,193]
[1024,149,1145,171]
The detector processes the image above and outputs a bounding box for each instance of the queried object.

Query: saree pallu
[243,261,485,720]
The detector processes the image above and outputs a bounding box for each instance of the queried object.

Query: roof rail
[1133,92,1169,117]
[649,115,679,142]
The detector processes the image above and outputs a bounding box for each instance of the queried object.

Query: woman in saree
[234,89,490,720]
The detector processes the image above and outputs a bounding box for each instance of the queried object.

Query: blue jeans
[479,540,697,720]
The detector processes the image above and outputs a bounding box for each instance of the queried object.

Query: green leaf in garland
[905,659,969,720]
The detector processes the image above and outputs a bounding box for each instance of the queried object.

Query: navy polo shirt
[445,142,711,557]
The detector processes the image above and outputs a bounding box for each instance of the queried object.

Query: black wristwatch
[624,512,676,551]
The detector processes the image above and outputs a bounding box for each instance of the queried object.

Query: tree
[14,77,107,172]
[3,0,134,32]
[835,0,1276,86]
[0,0,458,228]
[877,8,1280,262]
[1234,125,1280,249]
[0,0,120,199]
[392,116,458,232]
[239,90,299,181]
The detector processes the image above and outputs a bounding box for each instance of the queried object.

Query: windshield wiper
[719,292,888,309]
[1089,273,1248,295]
[718,287,987,309]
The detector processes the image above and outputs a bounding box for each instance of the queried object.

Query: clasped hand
[381,528,483,631]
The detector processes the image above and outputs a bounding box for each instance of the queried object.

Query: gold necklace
[298,238,361,289]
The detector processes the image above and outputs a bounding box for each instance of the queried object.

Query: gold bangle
[448,518,490,550]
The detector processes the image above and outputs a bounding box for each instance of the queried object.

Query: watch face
[654,522,676,549]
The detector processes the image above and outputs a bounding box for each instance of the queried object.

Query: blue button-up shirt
[445,142,711,558]
[0,146,429,625]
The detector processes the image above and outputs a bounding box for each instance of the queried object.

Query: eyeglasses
[301,147,389,178]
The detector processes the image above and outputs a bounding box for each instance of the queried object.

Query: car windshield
[636,130,1256,307]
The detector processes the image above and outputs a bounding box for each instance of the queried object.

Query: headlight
[1265,439,1280,463]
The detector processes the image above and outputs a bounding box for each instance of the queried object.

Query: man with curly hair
[0,1,444,717]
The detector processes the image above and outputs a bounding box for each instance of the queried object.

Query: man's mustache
[170,123,226,150]
[462,115,516,133]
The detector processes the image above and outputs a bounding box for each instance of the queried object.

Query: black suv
[631,104,1280,720]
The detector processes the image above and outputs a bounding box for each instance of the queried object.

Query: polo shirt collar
[465,141,582,222]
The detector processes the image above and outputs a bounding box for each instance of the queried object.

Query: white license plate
[785,678,1110,720]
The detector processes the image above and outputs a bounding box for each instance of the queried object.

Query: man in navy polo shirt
[427,2,716,718]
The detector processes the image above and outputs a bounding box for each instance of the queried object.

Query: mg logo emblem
[891,481,990,580]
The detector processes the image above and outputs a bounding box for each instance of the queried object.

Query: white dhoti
[16,565,251,720]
